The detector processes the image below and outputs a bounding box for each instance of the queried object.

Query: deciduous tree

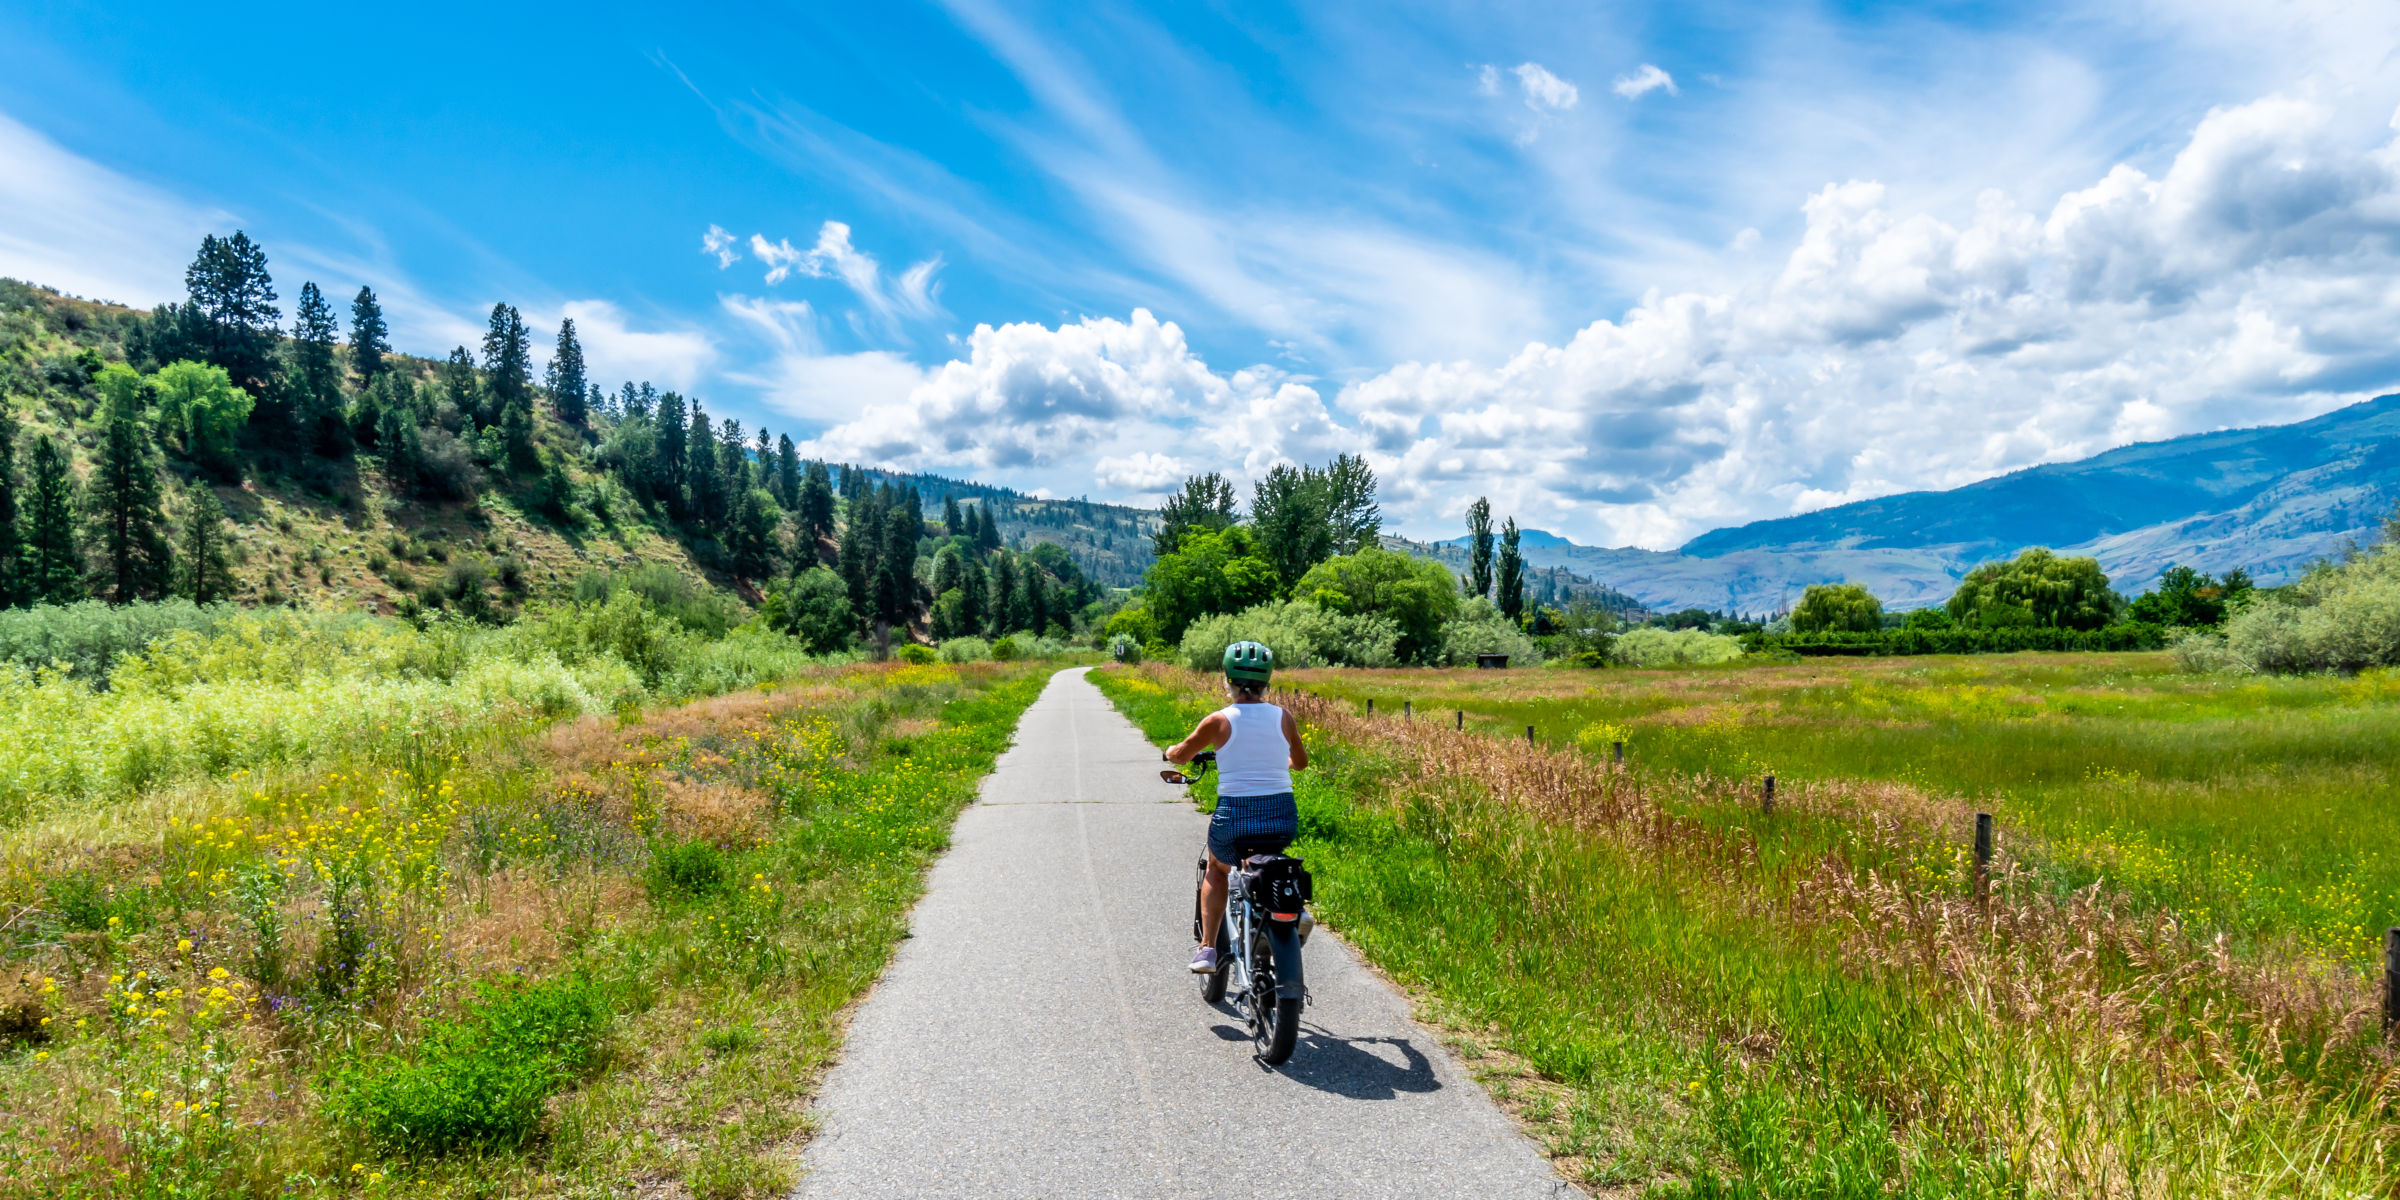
[1495,517,1526,624]
[1465,496,1494,600]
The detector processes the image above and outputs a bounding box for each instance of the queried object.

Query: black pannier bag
[1241,855,1313,920]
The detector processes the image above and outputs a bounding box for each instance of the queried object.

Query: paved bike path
[794,667,1570,1199]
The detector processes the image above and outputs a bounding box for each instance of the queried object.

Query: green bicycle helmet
[1222,640,1275,687]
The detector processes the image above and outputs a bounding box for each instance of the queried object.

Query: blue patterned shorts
[1208,792,1298,865]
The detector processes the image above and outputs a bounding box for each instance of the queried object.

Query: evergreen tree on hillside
[877,495,920,649]
[941,494,963,537]
[717,419,750,504]
[797,459,835,550]
[654,392,689,514]
[291,282,347,452]
[839,487,884,633]
[1465,496,1494,600]
[374,380,421,491]
[180,488,233,604]
[1495,517,1526,625]
[440,347,481,425]
[481,303,534,455]
[183,231,281,392]
[685,403,722,527]
[350,286,390,383]
[957,552,986,633]
[546,318,588,426]
[776,435,801,510]
[974,503,1001,553]
[728,486,778,579]
[987,552,1018,637]
[87,372,174,603]
[25,435,84,605]
[0,413,20,608]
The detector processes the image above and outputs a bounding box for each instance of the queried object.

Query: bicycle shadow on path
[1205,1017,1442,1100]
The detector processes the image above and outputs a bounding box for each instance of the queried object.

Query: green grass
[1093,662,2400,1198]
[0,658,1058,1198]
[1283,654,2400,959]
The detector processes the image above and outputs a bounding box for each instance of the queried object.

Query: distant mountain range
[1428,395,2400,613]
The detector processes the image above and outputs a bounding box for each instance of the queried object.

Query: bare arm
[1165,712,1230,764]
[1282,707,1308,771]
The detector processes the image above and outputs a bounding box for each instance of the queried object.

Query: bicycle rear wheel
[1249,930,1301,1065]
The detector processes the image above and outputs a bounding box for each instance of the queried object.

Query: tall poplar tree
[350,286,390,383]
[0,411,20,607]
[546,318,588,426]
[87,374,173,603]
[1465,496,1494,600]
[1495,517,1526,625]
[25,435,84,605]
[180,488,233,604]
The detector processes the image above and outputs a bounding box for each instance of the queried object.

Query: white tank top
[1215,702,1292,797]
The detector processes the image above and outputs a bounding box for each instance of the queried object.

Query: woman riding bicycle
[1161,640,1309,974]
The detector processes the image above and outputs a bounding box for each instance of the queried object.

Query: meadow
[1095,657,2400,1198]
[0,598,1064,1198]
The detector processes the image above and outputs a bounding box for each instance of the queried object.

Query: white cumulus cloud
[714,220,945,330]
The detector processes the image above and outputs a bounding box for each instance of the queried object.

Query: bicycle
[1162,751,1313,1065]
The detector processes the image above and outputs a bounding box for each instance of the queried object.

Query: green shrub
[938,637,992,663]
[989,636,1019,662]
[1179,599,1401,670]
[2218,537,2400,673]
[0,599,237,679]
[1611,627,1743,666]
[1440,599,1542,666]
[328,974,611,1153]
[896,643,938,665]
[643,839,729,902]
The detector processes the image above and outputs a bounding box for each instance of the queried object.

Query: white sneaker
[1189,945,1219,973]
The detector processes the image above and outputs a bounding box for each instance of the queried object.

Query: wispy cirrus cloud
[1612,63,1677,100]
[709,219,944,333]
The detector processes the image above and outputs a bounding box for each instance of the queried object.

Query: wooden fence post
[1526,725,1535,745]
[2386,928,2400,1037]
[1404,700,1412,718]
[1366,698,1374,716]
[1762,774,1775,814]
[1613,740,1624,765]
[1974,813,1995,911]
[1456,711,1463,731]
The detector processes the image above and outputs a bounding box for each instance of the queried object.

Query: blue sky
[4,1,2398,546]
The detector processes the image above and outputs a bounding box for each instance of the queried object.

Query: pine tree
[975,504,1001,553]
[653,392,689,514]
[546,318,588,426]
[776,436,801,510]
[1496,517,1526,624]
[958,553,986,634]
[440,347,482,425]
[25,435,84,605]
[291,281,346,452]
[839,489,883,637]
[941,494,963,538]
[180,488,233,604]
[877,505,918,651]
[798,460,836,549]
[1025,567,1051,635]
[375,386,420,492]
[0,410,19,608]
[183,231,280,391]
[685,402,721,528]
[480,302,532,439]
[87,380,173,602]
[1466,497,1494,600]
[350,286,390,383]
[717,418,750,510]
[987,552,1018,636]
